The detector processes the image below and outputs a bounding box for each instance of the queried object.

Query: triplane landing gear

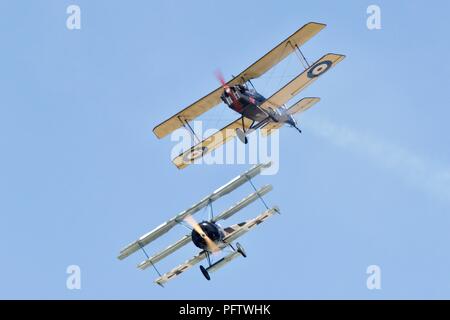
[199,242,248,281]
[236,242,247,258]
[199,265,211,281]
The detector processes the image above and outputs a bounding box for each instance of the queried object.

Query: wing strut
[288,40,311,70]
[177,116,201,144]
[138,242,162,279]
[245,176,270,210]
[208,199,214,221]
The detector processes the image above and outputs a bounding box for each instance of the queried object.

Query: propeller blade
[214,69,244,111]
[184,215,220,253]
[214,69,227,88]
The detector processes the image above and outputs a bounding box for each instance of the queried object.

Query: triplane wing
[137,184,273,271]
[117,162,271,260]
[118,162,280,286]
[154,207,279,286]
[153,22,326,139]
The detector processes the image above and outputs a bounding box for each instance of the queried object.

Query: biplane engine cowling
[191,221,224,250]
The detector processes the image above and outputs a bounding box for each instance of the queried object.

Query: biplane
[153,22,345,169]
[118,162,278,286]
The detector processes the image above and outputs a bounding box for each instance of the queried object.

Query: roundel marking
[183,146,208,163]
[307,60,332,79]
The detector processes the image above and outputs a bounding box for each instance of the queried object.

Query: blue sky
[1,1,450,299]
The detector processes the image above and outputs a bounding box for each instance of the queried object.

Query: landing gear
[200,251,212,281]
[236,128,248,144]
[236,242,247,258]
[235,115,271,145]
[236,117,249,144]
[199,265,210,280]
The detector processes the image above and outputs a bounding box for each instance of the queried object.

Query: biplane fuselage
[220,85,298,128]
[152,21,345,169]
[221,85,267,121]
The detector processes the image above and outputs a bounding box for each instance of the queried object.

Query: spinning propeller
[184,215,220,253]
[214,70,243,111]
[214,70,230,92]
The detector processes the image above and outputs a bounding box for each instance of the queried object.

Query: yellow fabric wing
[260,53,345,110]
[172,117,253,169]
[153,22,326,139]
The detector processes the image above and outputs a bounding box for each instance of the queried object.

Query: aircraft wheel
[236,242,247,258]
[199,265,211,281]
[236,128,248,144]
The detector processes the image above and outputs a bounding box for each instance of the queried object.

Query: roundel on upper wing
[307,60,332,79]
[183,146,208,163]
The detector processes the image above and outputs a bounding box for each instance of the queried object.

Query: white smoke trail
[303,116,450,203]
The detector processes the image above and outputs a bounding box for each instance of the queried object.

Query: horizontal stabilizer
[287,97,320,115]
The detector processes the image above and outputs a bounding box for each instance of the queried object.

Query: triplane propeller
[118,162,278,286]
[152,22,345,169]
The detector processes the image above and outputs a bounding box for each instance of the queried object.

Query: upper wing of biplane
[117,162,272,260]
[153,206,279,286]
[153,22,326,139]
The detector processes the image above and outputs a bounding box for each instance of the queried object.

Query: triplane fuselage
[118,162,277,286]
